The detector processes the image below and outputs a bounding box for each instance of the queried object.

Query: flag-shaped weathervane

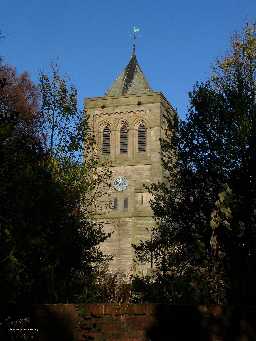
[132,26,140,54]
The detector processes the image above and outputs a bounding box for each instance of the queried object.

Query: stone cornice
[94,109,145,117]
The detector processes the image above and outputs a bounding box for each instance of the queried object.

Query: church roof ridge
[105,52,152,97]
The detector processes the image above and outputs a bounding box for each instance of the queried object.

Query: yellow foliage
[217,23,256,73]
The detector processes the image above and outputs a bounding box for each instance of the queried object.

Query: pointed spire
[106,52,152,97]
[106,26,152,97]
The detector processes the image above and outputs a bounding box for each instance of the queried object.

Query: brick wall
[33,304,256,341]
[34,304,155,341]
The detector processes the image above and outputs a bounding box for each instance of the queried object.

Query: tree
[0,63,39,128]
[0,62,110,305]
[39,64,111,215]
[133,23,256,304]
[37,65,112,302]
[39,64,80,158]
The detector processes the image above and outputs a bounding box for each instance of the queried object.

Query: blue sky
[1,0,255,118]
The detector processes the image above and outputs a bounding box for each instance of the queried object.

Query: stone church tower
[85,50,175,275]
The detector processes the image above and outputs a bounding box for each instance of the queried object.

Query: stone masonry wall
[85,92,175,275]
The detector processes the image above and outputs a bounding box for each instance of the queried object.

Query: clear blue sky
[1,0,255,118]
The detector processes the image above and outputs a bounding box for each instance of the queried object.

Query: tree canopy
[0,61,110,306]
[134,23,256,304]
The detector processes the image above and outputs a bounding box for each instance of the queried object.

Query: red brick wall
[33,304,256,341]
[76,304,155,341]
[34,304,156,341]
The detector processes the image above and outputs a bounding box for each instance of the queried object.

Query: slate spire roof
[106,50,152,96]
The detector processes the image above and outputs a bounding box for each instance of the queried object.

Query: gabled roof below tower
[106,52,152,97]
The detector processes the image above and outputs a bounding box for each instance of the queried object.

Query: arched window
[138,123,146,152]
[120,123,128,154]
[102,125,111,154]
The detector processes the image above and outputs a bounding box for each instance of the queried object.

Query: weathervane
[132,26,140,55]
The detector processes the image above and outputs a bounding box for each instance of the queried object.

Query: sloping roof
[106,52,152,96]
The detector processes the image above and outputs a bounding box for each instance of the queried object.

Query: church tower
[85,49,176,275]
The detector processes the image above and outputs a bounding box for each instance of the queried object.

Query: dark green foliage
[0,117,106,304]
[0,63,109,305]
[134,23,256,304]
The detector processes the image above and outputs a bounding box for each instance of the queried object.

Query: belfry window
[102,126,111,154]
[138,123,146,152]
[120,123,128,154]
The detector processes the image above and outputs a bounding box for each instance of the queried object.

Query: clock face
[113,176,128,192]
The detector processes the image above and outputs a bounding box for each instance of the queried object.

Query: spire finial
[132,26,140,56]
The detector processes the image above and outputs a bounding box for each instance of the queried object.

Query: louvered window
[138,123,146,152]
[120,123,128,154]
[102,126,111,154]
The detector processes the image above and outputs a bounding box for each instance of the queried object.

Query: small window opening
[102,126,111,154]
[138,123,146,152]
[111,198,118,209]
[113,198,118,209]
[124,198,128,209]
[120,123,128,154]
